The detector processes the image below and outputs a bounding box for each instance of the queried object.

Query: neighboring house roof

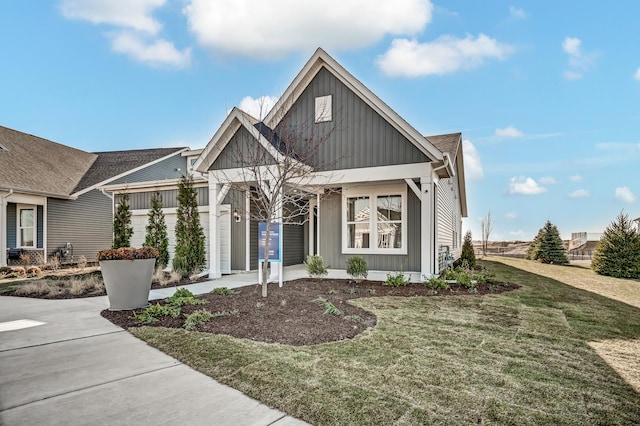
[73,147,187,193]
[264,48,445,163]
[0,125,97,198]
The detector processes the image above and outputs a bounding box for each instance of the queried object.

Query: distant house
[0,125,187,267]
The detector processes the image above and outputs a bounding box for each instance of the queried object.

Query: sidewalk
[0,271,309,426]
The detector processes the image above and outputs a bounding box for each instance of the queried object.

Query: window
[18,205,36,248]
[342,185,406,254]
[315,95,332,122]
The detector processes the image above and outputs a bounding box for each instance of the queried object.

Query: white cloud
[539,176,557,185]
[569,175,584,182]
[495,126,523,138]
[569,189,590,198]
[60,0,165,35]
[634,67,640,81]
[377,34,514,77]
[509,6,526,19]
[184,0,432,58]
[110,32,191,67]
[615,186,636,203]
[508,176,546,195]
[238,96,279,120]
[562,36,598,80]
[509,229,525,237]
[505,212,517,219]
[462,139,483,179]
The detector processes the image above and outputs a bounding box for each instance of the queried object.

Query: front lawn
[131,260,640,425]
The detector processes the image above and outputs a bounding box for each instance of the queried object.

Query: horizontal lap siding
[319,189,420,272]
[436,178,461,267]
[37,206,43,248]
[47,190,113,260]
[123,187,208,210]
[277,67,429,171]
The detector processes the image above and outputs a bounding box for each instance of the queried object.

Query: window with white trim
[18,205,36,248]
[315,95,332,123]
[342,184,406,254]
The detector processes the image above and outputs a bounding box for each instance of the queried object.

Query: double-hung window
[342,184,406,254]
[18,205,36,248]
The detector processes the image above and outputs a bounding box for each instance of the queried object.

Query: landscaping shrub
[384,271,409,287]
[144,192,170,268]
[210,287,237,295]
[183,309,216,330]
[313,296,343,315]
[113,192,133,249]
[592,211,640,278]
[133,303,181,324]
[527,220,568,264]
[26,266,42,278]
[424,277,450,290]
[346,256,368,282]
[173,175,206,277]
[166,288,207,307]
[460,230,476,267]
[305,255,328,278]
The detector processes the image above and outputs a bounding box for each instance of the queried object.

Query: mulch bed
[101,278,518,346]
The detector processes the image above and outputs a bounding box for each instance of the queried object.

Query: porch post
[420,174,434,278]
[209,177,221,279]
[245,190,250,271]
[308,198,316,256]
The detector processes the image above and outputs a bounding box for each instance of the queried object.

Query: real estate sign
[258,222,282,262]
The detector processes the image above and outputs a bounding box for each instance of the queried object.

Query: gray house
[0,125,187,267]
[191,48,467,280]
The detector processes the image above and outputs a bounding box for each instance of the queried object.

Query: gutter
[0,187,76,200]
[432,152,451,175]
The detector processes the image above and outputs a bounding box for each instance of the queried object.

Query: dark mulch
[101,278,518,346]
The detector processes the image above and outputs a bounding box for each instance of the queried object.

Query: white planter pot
[100,258,156,311]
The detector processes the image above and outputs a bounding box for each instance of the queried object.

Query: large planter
[100,258,156,310]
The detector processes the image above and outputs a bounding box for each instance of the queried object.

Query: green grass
[131,260,640,425]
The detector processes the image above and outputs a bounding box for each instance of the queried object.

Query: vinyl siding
[277,67,430,170]
[210,127,276,170]
[222,189,247,270]
[120,187,208,210]
[47,189,113,260]
[318,187,421,272]
[250,218,258,270]
[6,203,16,248]
[111,155,186,185]
[283,224,304,266]
[37,205,43,248]
[436,178,461,271]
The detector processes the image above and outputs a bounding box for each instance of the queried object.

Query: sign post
[258,222,283,287]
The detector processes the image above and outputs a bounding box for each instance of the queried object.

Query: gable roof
[264,48,444,163]
[73,147,187,194]
[426,132,468,217]
[427,133,461,160]
[0,126,97,198]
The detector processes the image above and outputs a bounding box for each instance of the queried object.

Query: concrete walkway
[0,271,309,426]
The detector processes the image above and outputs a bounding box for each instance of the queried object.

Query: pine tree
[173,175,206,277]
[460,230,476,267]
[113,192,133,248]
[528,220,568,264]
[526,227,544,260]
[144,192,169,267]
[592,211,640,278]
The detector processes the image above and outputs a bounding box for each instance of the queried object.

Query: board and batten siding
[318,188,421,272]
[277,67,430,171]
[37,205,43,248]
[222,189,247,271]
[121,187,208,210]
[210,127,276,171]
[47,189,113,260]
[111,155,186,185]
[436,178,461,270]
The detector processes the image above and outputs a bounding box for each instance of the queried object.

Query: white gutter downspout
[100,188,115,248]
[0,190,14,267]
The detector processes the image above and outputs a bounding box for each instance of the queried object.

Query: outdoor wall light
[233,209,241,222]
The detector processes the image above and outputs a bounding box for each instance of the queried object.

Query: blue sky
[2,1,639,240]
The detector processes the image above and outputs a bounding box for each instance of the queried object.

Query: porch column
[245,190,251,271]
[420,175,434,278]
[308,198,316,256]
[209,178,221,279]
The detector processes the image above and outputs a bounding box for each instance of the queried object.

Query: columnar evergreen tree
[173,175,206,277]
[113,192,133,248]
[144,192,169,267]
[592,211,640,278]
[528,220,568,264]
[460,230,476,267]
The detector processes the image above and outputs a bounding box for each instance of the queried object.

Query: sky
[1,1,639,241]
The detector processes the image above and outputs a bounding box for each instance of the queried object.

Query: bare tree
[212,99,338,297]
[480,210,493,256]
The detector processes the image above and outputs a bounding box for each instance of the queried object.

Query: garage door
[130,208,211,271]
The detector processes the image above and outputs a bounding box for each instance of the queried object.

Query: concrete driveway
[0,290,307,426]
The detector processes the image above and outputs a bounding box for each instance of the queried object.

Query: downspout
[100,188,115,248]
[0,190,14,267]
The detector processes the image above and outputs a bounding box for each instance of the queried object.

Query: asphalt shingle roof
[426,132,461,158]
[73,147,186,192]
[0,126,97,197]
